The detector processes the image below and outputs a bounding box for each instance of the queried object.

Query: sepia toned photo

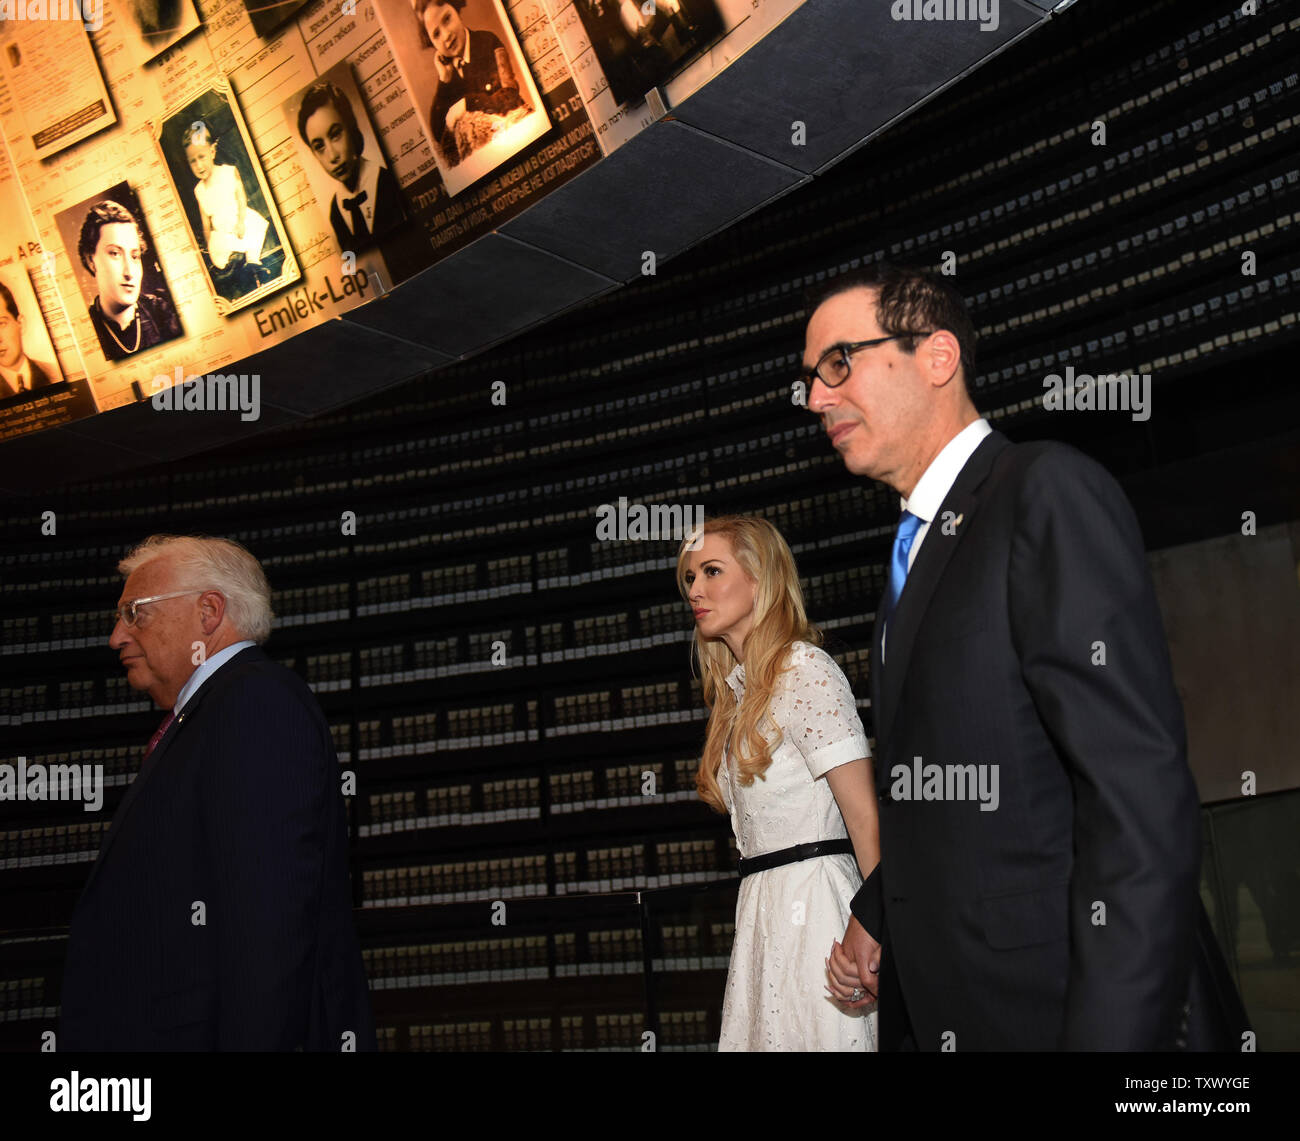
[126,0,203,66]
[0,266,63,396]
[243,0,310,39]
[374,0,549,197]
[283,61,409,261]
[573,0,724,108]
[155,82,300,313]
[0,262,99,439]
[52,182,184,365]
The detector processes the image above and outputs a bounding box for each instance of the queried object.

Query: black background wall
[2,0,1297,1052]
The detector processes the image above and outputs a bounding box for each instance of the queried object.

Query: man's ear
[925,329,962,389]
[198,589,227,633]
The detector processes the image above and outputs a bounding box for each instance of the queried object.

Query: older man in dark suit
[61,535,375,1051]
[815,265,1248,1050]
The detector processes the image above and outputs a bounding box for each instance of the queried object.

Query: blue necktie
[881,509,923,628]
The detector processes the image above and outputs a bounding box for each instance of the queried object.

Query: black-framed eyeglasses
[800,333,933,389]
[111,589,206,627]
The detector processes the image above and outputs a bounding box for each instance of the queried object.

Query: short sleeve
[782,645,870,779]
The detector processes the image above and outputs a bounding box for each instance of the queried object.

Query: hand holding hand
[825,914,880,1008]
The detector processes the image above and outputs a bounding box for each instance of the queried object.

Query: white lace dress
[717,641,877,1051]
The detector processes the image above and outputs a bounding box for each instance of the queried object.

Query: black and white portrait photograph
[125,0,202,66]
[155,83,300,313]
[0,262,99,439]
[574,0,723,108]
[374,0,549,197]
[52,182,184,365]
[283,61,409,262]
[0,265,64,397]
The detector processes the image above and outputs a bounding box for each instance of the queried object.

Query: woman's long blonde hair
[676,515,821,813]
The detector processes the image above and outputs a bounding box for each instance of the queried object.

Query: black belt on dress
[736,838,855,879]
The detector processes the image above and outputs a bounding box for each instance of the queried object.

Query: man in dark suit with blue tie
[815,265,1248,1050]
[61,535,375,1051]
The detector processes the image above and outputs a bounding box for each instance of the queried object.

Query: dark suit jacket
[61,645,375,1051]
[328,163,405,254]
[0,357,55,398]
[27,358,54,389]
[428,28,524,166]
[850,430,1249,1050]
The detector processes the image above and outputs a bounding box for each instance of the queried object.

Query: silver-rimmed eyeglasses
[111,589,205,627]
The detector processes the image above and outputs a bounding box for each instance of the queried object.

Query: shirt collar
[724,659,745,698]
[901,418,992,523]
[443,36,471,67]
[333,155,378,210]
[174,640,256,713]
[0,357,31,390]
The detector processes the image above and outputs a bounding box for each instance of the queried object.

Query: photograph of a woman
[54,185,183,365]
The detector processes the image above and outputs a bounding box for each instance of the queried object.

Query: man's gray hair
[118,535,274,644]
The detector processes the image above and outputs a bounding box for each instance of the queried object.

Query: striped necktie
[144,711,175,759]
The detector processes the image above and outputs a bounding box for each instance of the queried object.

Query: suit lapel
[79,647,260,896]
[875,431,1010,747]
[81,707,185,896]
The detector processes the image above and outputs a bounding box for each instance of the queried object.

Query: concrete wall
[1148,521,1300,803]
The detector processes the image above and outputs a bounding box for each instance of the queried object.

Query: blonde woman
[678,515,879,1051]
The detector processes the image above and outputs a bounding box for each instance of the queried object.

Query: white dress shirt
[882,418,992,661]
[174,640,256,713]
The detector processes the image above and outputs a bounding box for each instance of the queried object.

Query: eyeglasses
[111,589,206,627]
[801,333,933,389]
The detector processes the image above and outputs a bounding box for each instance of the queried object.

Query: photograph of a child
[574,0,723,108]
[284,63,409,261]
[373,0,548,197]
[157,84,299,313]
[52,182,184,365]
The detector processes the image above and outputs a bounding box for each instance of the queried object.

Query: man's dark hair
[414,0,468,52]
[0,280,17,321]
[808,263,978,384]
[297,80,365,157]
[77,200,147,276]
